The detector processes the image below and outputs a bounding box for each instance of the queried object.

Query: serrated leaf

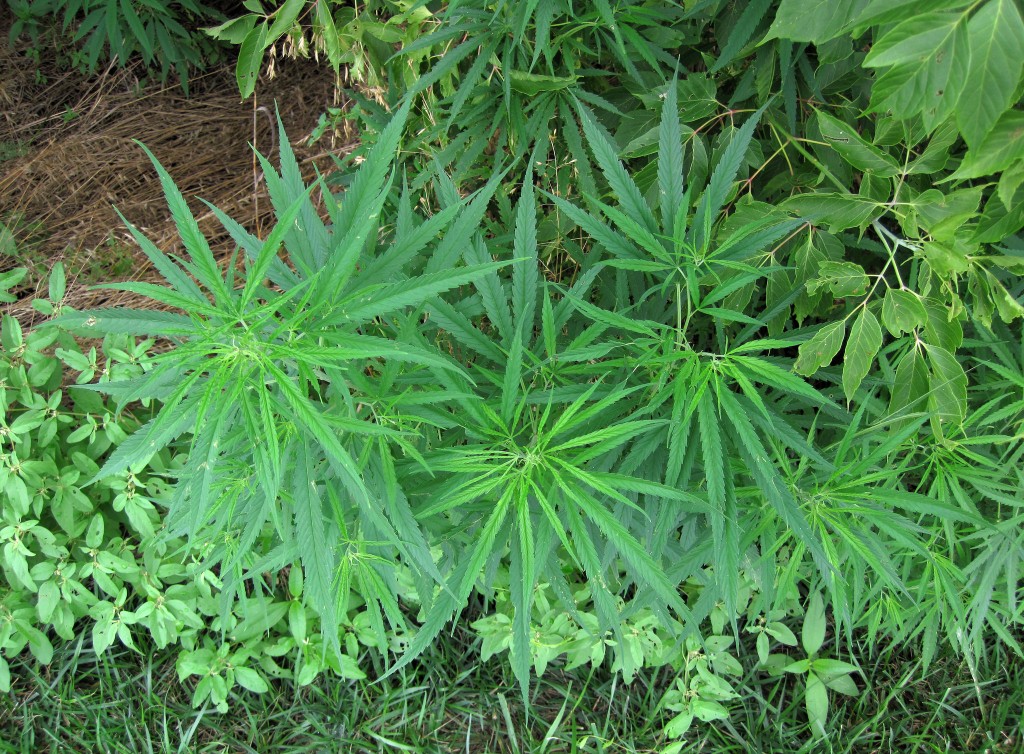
[692,105,767,251]
[925,343,967,426]
[577,104,658,235]
[293,436,339,657]
[807,261,868,298]
[816,110,900,176]
[950,111,1024,180]
[842,308,882,401]
[794,320,846,376]
[881,288,927,337]
[135,142,231,306]
[712,0,773,73]
[658,74,684,231]
[782,193,882,231]
[768,0,865,42]
[956,0,1024,149]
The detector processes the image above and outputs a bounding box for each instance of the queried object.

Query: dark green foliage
[7,0,226,89]
[5,0,1024,745]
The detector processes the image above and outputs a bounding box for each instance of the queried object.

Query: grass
[2,623,1020,754]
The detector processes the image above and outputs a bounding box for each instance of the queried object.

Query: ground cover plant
[2,0,1024,750]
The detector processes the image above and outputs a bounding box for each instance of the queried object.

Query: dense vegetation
[3,0,1023,750]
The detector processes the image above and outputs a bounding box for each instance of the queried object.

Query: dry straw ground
[0,6,350,328]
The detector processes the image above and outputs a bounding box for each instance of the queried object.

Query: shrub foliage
[3,0,1024,744]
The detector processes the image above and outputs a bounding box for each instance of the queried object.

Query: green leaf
[237,22,268,98]
[950,111,1024,180]
[807,261,868,298]
[693,105,767,251]
[266,0,304,44]
[864,12,970,130]
[925,344,967,427]
[805,671,829,737]
[510,166,539,335]
[842,308,882,401]
[768,0,866,42]
[956,0,1024,149]
[48,262,66,302]
[802,592,826,655]
[37,580,60,623]
[887,346,930,424]
[712,0,773,72]
[233,666,269,693]
[135,142,231,306]
[782,194,882,231]
[816,110,900,176]
[508,70,577,95]
[577,104,658,234]
[881,288,927,337]
[794,320,846,376]
[336,261,509,325]
[293,436,339,657]
[658,74,684,230]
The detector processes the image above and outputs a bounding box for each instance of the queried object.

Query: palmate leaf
[717,388,829,578]
[111,208,207,303]
[576,102,659,235]
[292,435,340,659]
[711,0,774,73]
[50,307,194,337]
[658,72,684,232]
[387,496,512,679]
[511,166,539,342]
[134,141,232,307]
[93,391,201,483]
[692,105,768,253]
[555,474,690,622]
[466,238,515,345]
[358,202,463,287]
[329,260,511,326]
[508,504,535,707]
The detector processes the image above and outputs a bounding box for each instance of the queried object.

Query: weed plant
[2,0,1024,748]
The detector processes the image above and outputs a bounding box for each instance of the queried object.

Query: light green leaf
[805,671,829,736]
[233,666,269,693]
[956,0,1024,149]
[881,288,927,337]
[768,0,866,42]
[950,111,1024,180]
[806,261,869,298]
[794,320,846,376]
[658,73,684,230]
[843,307,882,401]
[802,592,826,655]
[782,193,882,231]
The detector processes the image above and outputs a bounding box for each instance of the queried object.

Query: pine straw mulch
[0,10,357,330]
